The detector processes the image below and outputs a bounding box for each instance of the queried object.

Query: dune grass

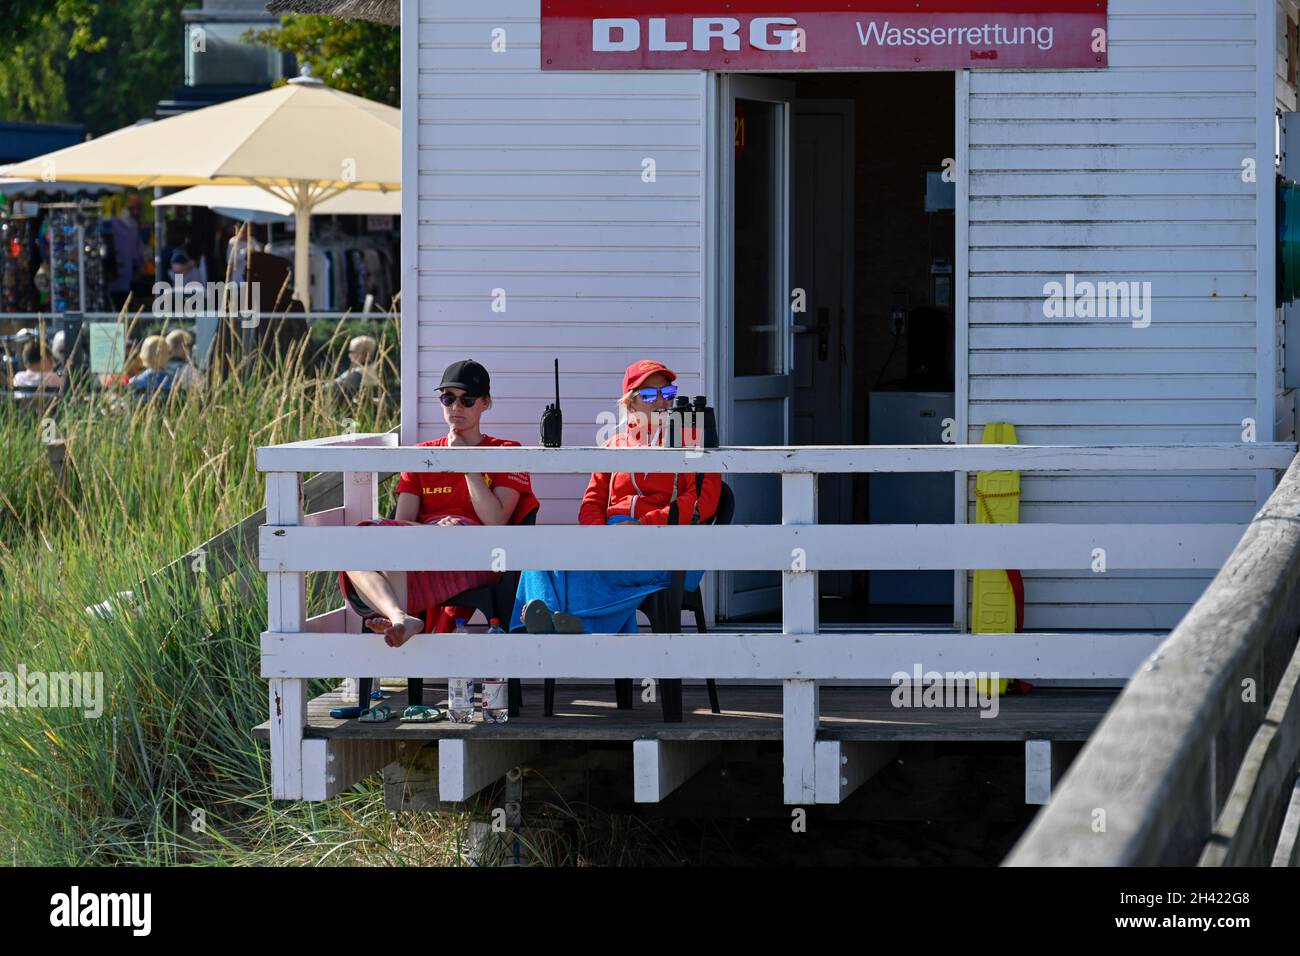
[0,315,707,867]
[0,317,404,865]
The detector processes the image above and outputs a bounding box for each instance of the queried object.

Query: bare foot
[370,614,424,647]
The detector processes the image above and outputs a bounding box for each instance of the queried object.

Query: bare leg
[343,570,424,648]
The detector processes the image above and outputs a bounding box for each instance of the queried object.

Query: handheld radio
[540,358,563,447]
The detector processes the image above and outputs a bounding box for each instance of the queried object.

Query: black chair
[544,481,734,722]
[356,506,538,717]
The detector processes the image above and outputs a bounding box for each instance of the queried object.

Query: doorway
[717,70,957,627]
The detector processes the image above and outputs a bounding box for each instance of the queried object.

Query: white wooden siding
[407,0,707,519]
[966,0,1271,629]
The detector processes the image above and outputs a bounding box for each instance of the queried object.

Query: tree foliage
[247,15,399,107]
[0,0,185,136]
[0,5,397,136]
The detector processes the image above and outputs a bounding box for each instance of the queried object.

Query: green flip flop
[357,704,393,723]
[400,705,443,723]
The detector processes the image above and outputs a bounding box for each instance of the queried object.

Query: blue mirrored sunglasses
[637,384,678,403]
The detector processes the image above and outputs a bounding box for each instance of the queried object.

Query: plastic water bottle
[482,618,508,724]
[448,618,476,723]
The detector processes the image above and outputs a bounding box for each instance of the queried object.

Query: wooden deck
[254,683,1119,744]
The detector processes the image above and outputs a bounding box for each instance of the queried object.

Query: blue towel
[511,515,703,633]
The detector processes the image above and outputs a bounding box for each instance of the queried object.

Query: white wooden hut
[256,0,1300,808]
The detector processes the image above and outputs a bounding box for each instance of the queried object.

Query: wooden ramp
[255,684,1115,805]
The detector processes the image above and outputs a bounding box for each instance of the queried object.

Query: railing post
[266,471,307,800]
[342,469,378,630]
[782,472,819,804]
[342,468,380,703]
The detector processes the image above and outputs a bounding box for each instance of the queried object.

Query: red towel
[337,517,500,618]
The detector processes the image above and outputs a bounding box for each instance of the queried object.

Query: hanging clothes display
[268,231,398,312]
[41,203,111,313]
[0,215,37,313]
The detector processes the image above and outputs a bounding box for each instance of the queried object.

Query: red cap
[622,359,676,395]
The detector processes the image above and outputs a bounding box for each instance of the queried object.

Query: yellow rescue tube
[971,422,1020,696]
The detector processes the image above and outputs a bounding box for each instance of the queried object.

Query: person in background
[168,246,208,286]
[50,330,66,378]
[109,193,147,312]
[13,339,62,392]
[164,329,201,389]
[129,335,174,396]
[334,334,382,399]
[226,222,262,284]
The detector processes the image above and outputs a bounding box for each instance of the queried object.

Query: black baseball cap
[438,359,490,397]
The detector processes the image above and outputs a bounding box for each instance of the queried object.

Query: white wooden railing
[256,434,1296,804]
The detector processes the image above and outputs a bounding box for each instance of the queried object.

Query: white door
[718,75,795,621]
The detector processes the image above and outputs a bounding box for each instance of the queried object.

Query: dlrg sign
[593,16,804,53]
[542,1,1109,71]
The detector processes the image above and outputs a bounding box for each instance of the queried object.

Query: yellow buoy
[971,422,1021,696]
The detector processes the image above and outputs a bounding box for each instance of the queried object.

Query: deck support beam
[438,739,539,803]
[302,738,399,801]
[633,739,722,803]
[815,741,898,804]
[1025,739,1082,805]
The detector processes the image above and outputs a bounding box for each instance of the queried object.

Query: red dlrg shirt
[394,435,537,524]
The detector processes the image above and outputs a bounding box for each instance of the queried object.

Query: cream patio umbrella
[154,183,401,219]
[0,70,400,309]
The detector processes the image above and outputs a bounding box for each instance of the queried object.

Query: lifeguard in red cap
[512,359,721,634]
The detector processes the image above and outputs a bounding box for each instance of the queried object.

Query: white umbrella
[154,183,401,219]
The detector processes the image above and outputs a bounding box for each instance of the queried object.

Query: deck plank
[252,684,1117,743]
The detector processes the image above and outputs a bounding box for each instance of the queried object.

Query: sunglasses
[636,384,678,403]
[439,392,480,408]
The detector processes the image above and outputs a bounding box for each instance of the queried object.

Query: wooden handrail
[1006,453,1300,866]
[137,425,400,601]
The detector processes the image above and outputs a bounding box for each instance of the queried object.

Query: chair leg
[660,679,683,722]
[508,678,522,718]
[407,678,423,707]
[706,679,720,715]
[615,678,633,710]
[544,678,556,717]
[691,593,707,634]
[358,677,372,707]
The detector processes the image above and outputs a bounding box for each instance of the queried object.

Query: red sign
[542,1,1108,71]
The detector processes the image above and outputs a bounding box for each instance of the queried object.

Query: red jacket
[579,428,721,526]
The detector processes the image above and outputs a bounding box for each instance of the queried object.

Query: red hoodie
[579,426,721,526]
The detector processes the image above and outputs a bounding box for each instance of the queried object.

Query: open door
[718,75,795,621]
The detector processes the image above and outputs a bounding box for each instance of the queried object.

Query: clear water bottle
[482,618,508,724]
[448,618,476,723]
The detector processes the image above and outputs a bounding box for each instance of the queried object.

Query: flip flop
[553,611,585,633]
[523,599,555,634]
[357,704,393,722]
[329,705,366,719]
[400,705,443,723]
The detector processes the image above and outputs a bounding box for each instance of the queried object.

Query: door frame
[713,72,796,621]
[713,73,797,446]
[706,70,967,627]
